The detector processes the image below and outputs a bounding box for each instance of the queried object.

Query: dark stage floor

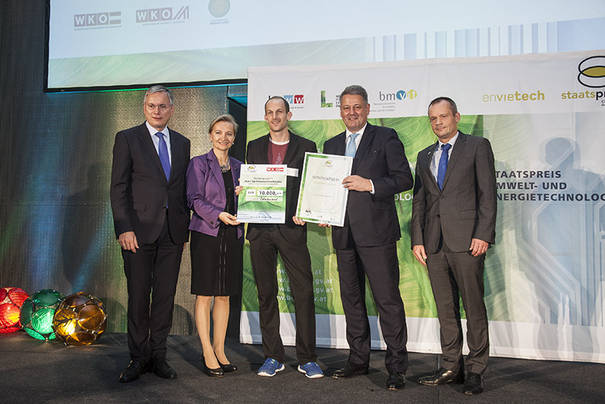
[1,332,605,403]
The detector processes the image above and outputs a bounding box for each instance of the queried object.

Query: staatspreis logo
[577,56,605,88]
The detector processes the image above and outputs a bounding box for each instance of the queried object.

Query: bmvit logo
[577,56,605,88]
[378,89,418,102]
[74,11,121,28]
[136,6,189,23]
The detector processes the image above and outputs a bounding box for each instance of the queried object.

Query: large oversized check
[295,153,352,227]
[237,164,287,223]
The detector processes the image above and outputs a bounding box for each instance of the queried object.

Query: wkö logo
[136,6,189,23]
[74,11,121,28]
[282,94,304,105]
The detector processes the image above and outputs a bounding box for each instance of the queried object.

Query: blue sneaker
[297,361,324,379]
[257,358,285,377]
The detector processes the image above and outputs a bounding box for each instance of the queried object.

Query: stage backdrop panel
[241,50,605,363]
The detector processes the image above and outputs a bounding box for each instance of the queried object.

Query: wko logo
[282,94,304,105]
[74,11,121,28]
[136,6,189,23]
[577,56,605,88]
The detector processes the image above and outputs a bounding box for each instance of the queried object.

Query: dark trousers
[249,226,316,365]
[426,247,489,375]
[122,216,184,363]
[335,242,408,374]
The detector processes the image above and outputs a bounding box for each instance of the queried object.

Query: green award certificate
[237,164,287,223]
[295,152,353,227]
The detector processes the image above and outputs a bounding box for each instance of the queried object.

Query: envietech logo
[74,11,121,29]
[136,6,189,23]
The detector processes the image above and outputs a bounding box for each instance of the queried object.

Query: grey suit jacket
[410,132,497,253]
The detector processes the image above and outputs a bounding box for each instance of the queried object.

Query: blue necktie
[345,133,359,157]
[437,143,451,190]
[155,132,171,180]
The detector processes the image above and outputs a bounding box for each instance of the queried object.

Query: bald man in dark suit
[411,97,497,396]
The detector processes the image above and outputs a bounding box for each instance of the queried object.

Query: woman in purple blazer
[186,114,243,377]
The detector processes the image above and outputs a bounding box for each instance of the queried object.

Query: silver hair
[340,85,368,104]
[144,85,174,105]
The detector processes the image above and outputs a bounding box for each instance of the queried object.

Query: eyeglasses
[145,103,171,112]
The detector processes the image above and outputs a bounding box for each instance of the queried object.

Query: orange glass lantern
[53,292,107,346]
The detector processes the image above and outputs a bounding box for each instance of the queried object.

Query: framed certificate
[295,152,353,227]
[237,164,287,223]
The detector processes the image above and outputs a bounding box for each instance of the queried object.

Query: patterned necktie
[345,133,360,157]
[155,132,171,180]
[437,143,451,190]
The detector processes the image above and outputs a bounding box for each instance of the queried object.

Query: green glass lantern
[20,289,63,341]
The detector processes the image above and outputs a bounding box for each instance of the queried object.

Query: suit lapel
[168,128,182,183]
[207,149,224,185]
[423,142,440,190]
[256,135,271,164]
[441,133,466,190]
[331,132,347,156]
[352,123,375,172]
[139,123,167,183]
[282,131,298,166]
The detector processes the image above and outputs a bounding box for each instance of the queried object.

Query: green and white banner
[241,50,605,363]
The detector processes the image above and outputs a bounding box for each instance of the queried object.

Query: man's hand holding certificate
[295,152,353,226]
[237,164,287,223]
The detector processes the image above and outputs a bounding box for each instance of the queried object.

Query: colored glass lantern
[53,292,107,346]
[20,289,63,341]
[0,287,29,334]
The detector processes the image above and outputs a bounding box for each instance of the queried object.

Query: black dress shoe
[119,360,148,383]
[201,356,224,377]
[153,360,177,379]
[463,372,483,395]
[219,361,238,373]
[386,372,405,391]
[331,364,369,379]
[418,368,464,386]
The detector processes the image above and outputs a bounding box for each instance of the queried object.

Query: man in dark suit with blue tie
[411,97,497,395]
[110,85,191,383]
[323,85,413,390]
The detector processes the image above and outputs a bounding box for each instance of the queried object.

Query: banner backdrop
[241,50,605,363]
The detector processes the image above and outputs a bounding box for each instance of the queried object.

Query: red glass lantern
[0,287,29,333]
